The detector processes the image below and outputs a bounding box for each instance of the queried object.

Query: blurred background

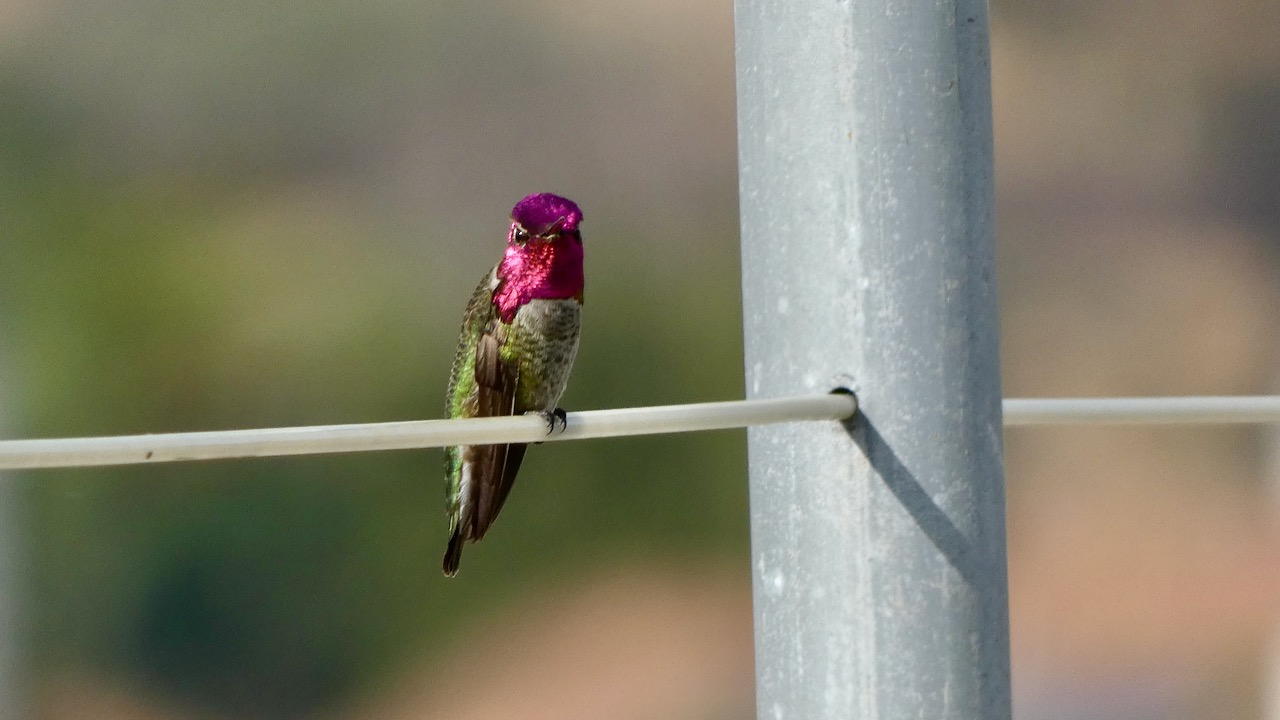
[0,0,1277,718]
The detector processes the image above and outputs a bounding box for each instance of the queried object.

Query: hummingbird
[442,193,585,576]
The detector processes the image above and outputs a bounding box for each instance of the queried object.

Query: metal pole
[734,0,1010,718]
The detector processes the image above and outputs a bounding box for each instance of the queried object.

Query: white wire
[5,393,1280,471]
[1002,396,1280,426]
[0,394,857,470]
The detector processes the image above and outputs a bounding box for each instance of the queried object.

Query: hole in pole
[827,387,859,422]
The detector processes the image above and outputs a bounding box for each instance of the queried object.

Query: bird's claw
[525,409,568,444]
[540,408,568,435]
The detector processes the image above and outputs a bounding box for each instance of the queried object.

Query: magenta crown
[510,193,583,234]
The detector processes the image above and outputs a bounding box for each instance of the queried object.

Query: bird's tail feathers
[443,528,465,577]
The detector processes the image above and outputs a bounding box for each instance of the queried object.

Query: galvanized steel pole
[734,0,1010,718]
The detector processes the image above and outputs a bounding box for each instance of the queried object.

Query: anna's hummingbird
[442,193,585,576]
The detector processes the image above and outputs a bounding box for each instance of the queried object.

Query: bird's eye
[513,227,530,244]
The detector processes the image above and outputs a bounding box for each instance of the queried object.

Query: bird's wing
[469,331,529,540]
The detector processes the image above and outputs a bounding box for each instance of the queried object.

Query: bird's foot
[524,409,568,444]
[533,408,568,435]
